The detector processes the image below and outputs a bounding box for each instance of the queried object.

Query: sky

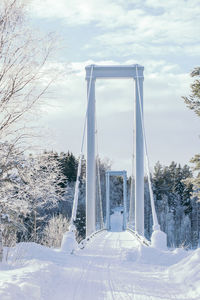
[28,0,200,175]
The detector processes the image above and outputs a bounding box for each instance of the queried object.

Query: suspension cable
[129,92,136,228]
[96,154,104,229]
[135,65,160,231]
[129,153,135,228]
[95,111,104,229]
[71,65,94,224]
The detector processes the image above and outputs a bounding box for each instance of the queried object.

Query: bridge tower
[105,170,127,231]
[85,64,144,237]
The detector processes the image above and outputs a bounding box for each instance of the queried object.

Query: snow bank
[20,283,41,299]
[4,241,74,268]
[124,244,189,266]
[6,242,59,263]
[169,249,200,282]
[138,245,189,266]
[0,281,41,300]
[169,248,200,296]
[0,242,80,300]
[0,230,199,300]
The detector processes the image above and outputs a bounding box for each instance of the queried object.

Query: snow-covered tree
[0,0,56,143]
[0,142,28,258]
[184,155,200,202]
[0,146,66,260]
[182,67,200,116]
[152,161,194,247]
[18,152,65,242]
[42,215,69,248]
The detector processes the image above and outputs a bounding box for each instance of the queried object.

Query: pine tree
[185,155,200,202]
[182,67,200,116]
[59,152,78,184]
[152,161,193,247]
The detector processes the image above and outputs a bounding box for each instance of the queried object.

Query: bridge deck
[67,231,182,300]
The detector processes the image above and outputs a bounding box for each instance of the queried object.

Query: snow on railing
[78,228,106,250]
[78,228,150,251]
[126,228,150,247]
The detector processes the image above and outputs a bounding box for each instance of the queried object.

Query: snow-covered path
[0,212,200,299]
[0,228,199,300]
[71,230,140,300]
[69,230,183,300]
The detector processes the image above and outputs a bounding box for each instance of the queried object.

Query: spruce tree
[59,152,78,184]
[182,67,200,116]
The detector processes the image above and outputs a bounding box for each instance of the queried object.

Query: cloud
[36,59,199,174]
[30,0,125,26]
[30,0,200,53]
[28,0,200,172]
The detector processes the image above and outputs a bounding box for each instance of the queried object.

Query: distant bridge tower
[85,64,144,237]
[105,170,127,231]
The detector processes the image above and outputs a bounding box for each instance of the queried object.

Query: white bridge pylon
[106,170,127,231]
[85,64,144,237]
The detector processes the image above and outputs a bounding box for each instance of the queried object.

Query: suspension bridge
[60,64,168,298]
[66,64,164,243]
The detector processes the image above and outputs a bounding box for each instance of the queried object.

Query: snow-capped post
[151,230,167,250]
[61,224,78,254]
[148,166,167,250]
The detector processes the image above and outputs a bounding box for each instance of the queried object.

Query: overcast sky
[29,0,200,175]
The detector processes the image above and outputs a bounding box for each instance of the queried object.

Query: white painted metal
[134,76,144,236]
[71,154,82,223]
[129,160,135,228]
[85,65,144,80]
[106,171,127,231]
[122,171,127,230]
[129,93,136,229]
[106,172,110,230]
[85,64,144,237]
[86,77,96,237]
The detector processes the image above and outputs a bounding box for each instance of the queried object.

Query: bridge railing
[78,228,107,250]
[126,228,150,246]
[78,227,150,250]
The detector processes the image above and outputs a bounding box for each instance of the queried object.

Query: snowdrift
[0,231,199,299]
[168,248,200,297]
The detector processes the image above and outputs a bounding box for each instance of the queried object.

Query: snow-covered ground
[0,211,200,300]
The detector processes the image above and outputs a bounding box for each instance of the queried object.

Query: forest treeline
[2,149,199,249]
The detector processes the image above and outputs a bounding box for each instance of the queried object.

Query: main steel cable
[71,65,94,223]
[135,65,160,230]
[95,104,104,229]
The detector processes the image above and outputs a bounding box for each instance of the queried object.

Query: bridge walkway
[68,229,182,300]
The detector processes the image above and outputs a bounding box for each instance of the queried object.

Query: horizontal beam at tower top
[85,64,144,80]
[106,170,127,177]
